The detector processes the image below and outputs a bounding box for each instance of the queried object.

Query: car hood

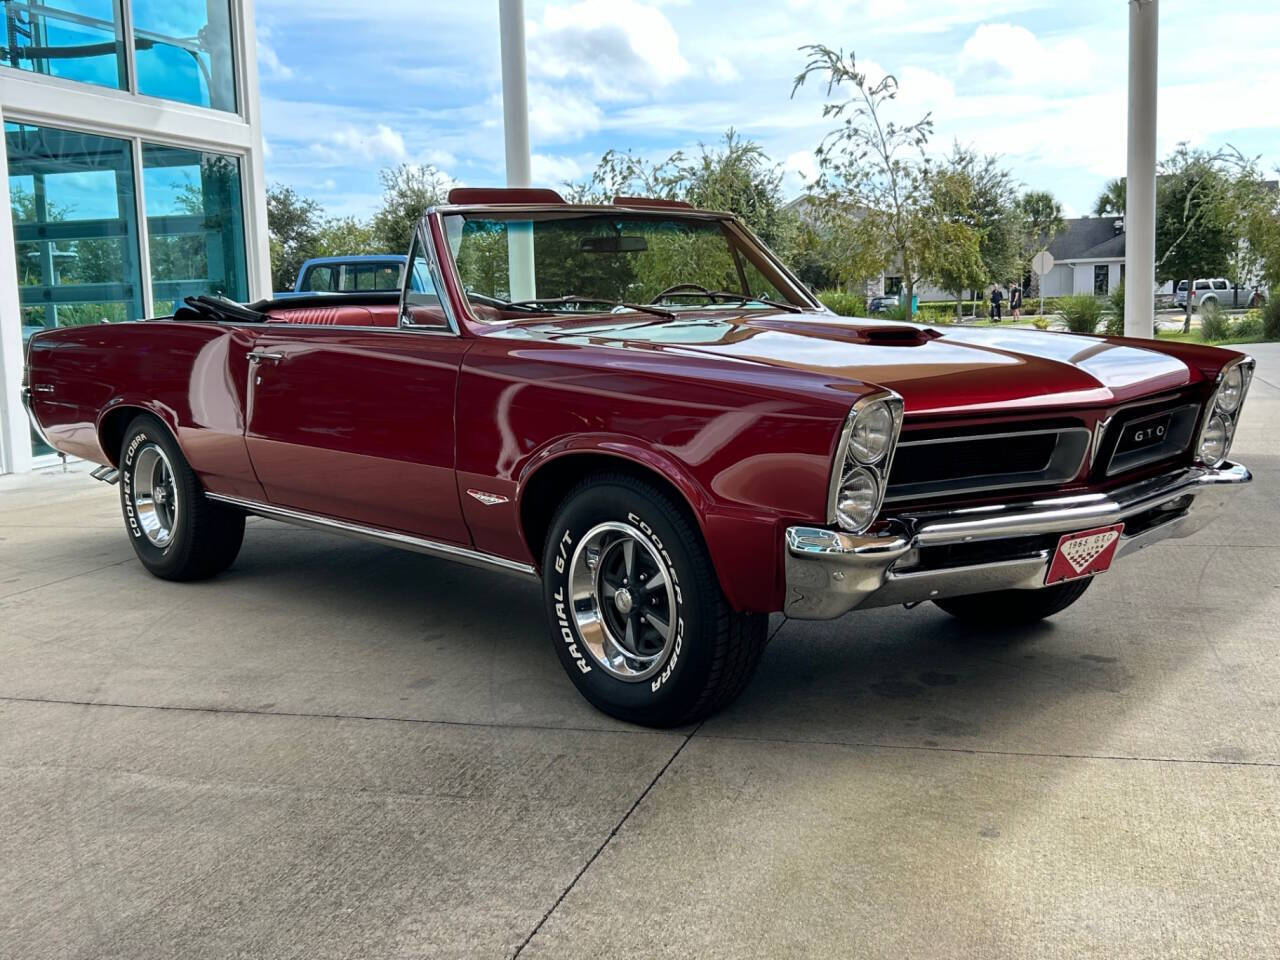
[492,310,1196,416]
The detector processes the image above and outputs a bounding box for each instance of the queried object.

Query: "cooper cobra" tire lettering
[626,511,686,693]
[122,432,145,539]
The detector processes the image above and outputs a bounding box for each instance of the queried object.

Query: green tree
[266,184,323,292]
[1019,189,1067,307]
[566,130,798,253]
[1155,145,1236,332]
[930,144,1023,292]
[314,216,380,258]
[370,163,452,254]
[791,45,934,316]
[1093,177,1126,217]
[921,165,987,315]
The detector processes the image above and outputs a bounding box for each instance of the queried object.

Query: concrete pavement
[2,343,1278,959]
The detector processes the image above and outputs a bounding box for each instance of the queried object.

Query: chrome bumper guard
[784,461,1251,619]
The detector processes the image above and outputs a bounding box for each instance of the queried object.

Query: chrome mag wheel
[130,443,179,547]
[568,520,678,681]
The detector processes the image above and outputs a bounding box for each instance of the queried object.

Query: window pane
[142,144,247,312]
[302,265,336,291]
[131,0,236,112]
[6,121,143,456]
[375,265,399,290]
[0,0,127,90]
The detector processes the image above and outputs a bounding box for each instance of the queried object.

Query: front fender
[515,435,788,613]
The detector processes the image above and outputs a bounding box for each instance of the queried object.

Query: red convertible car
[23,188,1254,726]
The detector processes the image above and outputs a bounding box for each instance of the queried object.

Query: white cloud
[257,27,293,80]
[310,123,407,163]
[707,55,741,85]
[521,83,604,141]
[531,153,585,186]
[527,0,690,102]
[960,23,1096,88]
[421,148,458,169]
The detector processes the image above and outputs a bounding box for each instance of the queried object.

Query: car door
[243,229,471,544]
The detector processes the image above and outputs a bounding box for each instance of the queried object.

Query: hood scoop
[739,314,942,347]
[859,325,942,346]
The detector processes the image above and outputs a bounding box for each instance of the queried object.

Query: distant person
[989,285,1004,322]
[1009,283,1023,319]
[1250,285,1266,308]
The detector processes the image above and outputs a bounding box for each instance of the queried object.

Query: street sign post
[1031,250,1055,315]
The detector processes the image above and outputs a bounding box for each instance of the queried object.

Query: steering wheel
[650,282,713,304]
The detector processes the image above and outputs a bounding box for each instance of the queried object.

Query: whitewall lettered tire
[542,473,767,727]
[119,414,245,581]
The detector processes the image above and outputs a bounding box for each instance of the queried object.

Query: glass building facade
[0,0,267,472]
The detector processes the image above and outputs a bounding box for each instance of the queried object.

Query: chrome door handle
[246,351,284,364]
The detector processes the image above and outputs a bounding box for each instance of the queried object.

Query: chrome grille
[1100,400,1200,477]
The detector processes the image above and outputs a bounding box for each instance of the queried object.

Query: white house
[1039,217,1131,298]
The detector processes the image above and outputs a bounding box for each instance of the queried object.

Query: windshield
[442,211,797,318]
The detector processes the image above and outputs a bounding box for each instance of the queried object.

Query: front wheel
[542,474,767,727]
[119,414,245,581]
[933,578,1092,628]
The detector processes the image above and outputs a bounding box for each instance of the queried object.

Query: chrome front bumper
[784,461,1251,619]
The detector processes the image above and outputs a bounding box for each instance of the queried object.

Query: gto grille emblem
[466,489,509,506]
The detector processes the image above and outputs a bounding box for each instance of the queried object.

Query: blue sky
[255,0,1280,222]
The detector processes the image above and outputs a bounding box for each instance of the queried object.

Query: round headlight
[850,401,894,464]
[835,467,879,532]
[1198,414,1228,464]
[1217,365,1244,414]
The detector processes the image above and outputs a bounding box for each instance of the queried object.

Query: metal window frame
[0,0,268,474]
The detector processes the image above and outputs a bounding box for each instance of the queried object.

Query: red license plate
[1045,523,1125,585]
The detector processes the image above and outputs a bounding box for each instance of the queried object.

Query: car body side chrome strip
[205,493,539,580]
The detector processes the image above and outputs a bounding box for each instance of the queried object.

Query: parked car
[867,295,896,314]
[275,254,407,298]
[24,188,1255,727]
[1174,277,1232,311]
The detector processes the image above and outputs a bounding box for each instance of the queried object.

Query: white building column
[498,0,535,300]
[498,0,531,189]
[1124,0,1158,338]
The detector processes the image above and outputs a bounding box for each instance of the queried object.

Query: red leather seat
[265,304,400,328]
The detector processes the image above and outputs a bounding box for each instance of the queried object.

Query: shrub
[1031,316,1050,330]
[1199,301,1231,341]
[1232,311,1264,340]
[1103,281,1125,336]
[884,301,912,322]
[816,290,867,317]
[1264,296,1280,340]
[1058,294,1104,334]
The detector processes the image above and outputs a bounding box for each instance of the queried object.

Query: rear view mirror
[579,235,648,254]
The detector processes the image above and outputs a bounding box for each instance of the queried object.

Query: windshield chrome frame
[427,203,822,329]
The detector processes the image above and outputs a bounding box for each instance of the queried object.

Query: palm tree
[1093,178,1126,217]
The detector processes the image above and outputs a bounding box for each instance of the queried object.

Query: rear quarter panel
[457,335,862,612]
[25,322,263,499]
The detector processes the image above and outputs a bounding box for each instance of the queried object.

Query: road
[3,343,1278,959]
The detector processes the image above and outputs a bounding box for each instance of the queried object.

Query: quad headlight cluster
[1196,357,1254,467]
[828,392,905,534]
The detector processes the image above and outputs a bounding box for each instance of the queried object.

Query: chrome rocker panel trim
[205,493,538,580]
[784,461,1251,620]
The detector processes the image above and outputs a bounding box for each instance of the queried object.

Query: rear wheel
[933,578,1092,627]
[119,414,244,581]
[542,474,767,727]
